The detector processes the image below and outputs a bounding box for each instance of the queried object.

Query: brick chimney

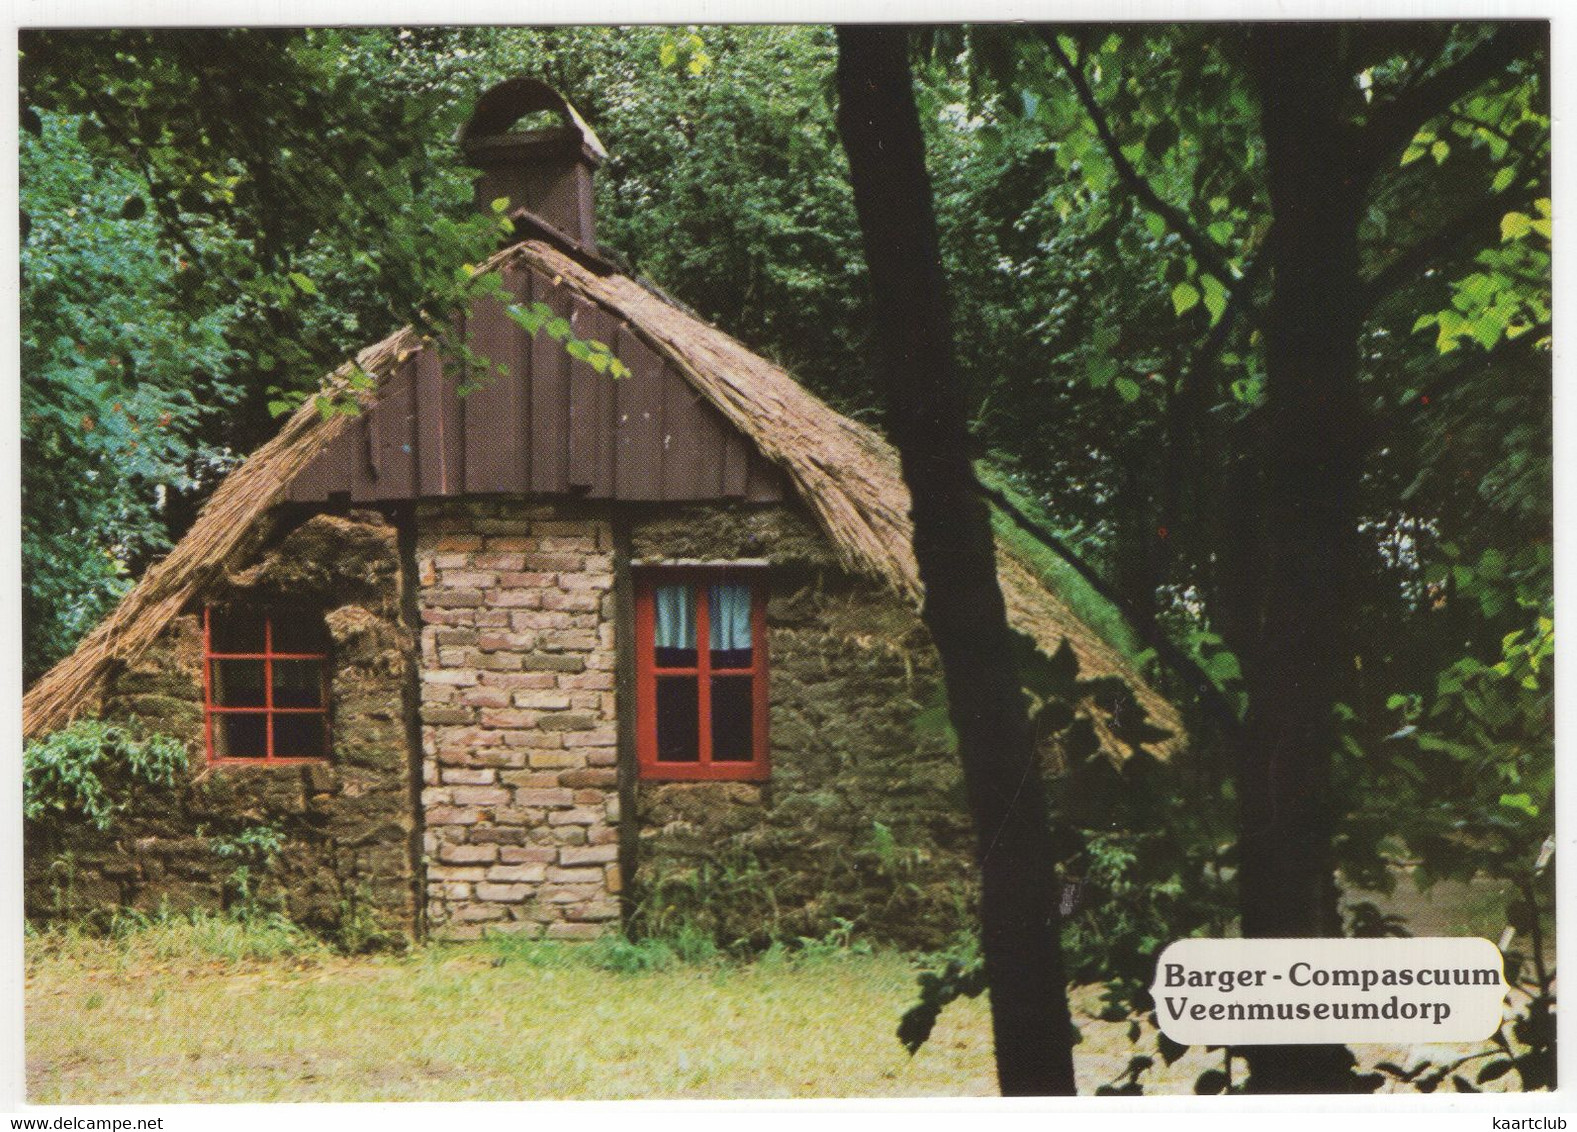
[458,78,606,253]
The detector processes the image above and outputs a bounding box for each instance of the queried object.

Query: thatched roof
[23,238,1184,756]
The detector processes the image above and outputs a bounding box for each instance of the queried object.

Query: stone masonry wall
[629,504,977,951]
[24,511,417,943]
[416,500,620,940]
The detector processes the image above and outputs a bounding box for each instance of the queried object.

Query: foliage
[898,946,989,1055]
[23,718,188,832]
[20,28,502,678]
[205,820,288,921]
[20,109,236,682]
[333,882,408,956]
[899,635,1235,1070]
[483,916,871,975]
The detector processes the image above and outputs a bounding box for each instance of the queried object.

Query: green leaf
[288,272,319,296]
[1087,357,1117,389]
[506,303,548,335]
[1171,282,1200,317]
[490,196,511,214]
[1501,212,1533,241]
[1199,274,1228,325]
[544,317,572,341]
[1114,377,1141,403]
[1492,167,1517,193]
[1498,792,1538,817]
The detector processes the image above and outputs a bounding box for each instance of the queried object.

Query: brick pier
[416,501,620,939]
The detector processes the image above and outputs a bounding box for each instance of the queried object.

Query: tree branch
[1035,26,1245,301]
[977,480,1245,740]
[1356,22,1546,173]
[1360,173,1548,315]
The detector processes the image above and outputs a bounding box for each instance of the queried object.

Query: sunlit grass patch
[26,925,998,1102]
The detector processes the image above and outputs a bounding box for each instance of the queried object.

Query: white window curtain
[654,584,695,650]
[709,583,752,652]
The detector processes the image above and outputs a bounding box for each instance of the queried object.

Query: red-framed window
[203,606,330,764]
[634,570,768,781]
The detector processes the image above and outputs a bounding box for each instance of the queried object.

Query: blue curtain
[709,583,752,652]
[654,585,695,650]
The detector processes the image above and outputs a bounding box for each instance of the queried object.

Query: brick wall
[416,501,621,940]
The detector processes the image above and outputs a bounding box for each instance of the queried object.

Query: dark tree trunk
[834,25,1077,1096]
[1229,24,1370,1092]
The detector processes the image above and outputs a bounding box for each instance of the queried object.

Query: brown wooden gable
[285,263,787,504]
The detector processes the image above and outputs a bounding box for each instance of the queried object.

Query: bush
[24,718,187,832]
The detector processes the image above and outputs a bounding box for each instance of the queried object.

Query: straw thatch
[24,238,1183,756]
[21,326,423,740]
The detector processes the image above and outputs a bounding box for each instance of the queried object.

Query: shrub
[24,718,187,832]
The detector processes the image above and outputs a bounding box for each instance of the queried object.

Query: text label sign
[1152,937,1507,1045]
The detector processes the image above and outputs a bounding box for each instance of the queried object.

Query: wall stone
[416,500,620,940]
[629,504,979,951]
[24,512,417,943]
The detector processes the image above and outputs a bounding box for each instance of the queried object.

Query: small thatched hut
[23,79,1180,947]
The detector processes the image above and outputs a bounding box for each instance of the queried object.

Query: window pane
[709,583,753,668]
[655,675,700,762]
[654,584,697,667]
[215,713,268,759]
[214,659,267,707]
[711,676,755,762]
[273,659,323,709]
[210,613,264,654]
[273,713,327,759]
[272,617,328,655]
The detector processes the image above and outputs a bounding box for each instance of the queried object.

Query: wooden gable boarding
[286,264,787,506]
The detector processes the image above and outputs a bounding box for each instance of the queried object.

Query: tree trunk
[834,25,1077,1096]
[1230,24,1370,1092]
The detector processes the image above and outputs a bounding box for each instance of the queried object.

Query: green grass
[26,927,1000,1102]
[27,905,329,968]
[27,906,1542,1101]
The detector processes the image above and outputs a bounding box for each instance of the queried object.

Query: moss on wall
[629,505,980,951]
[24,511,417,945]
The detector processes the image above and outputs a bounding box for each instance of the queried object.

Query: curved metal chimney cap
[457,77,607,163]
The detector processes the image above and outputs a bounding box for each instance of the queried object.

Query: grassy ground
[27,929,1004,1102]
[25,915,1538,1103]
